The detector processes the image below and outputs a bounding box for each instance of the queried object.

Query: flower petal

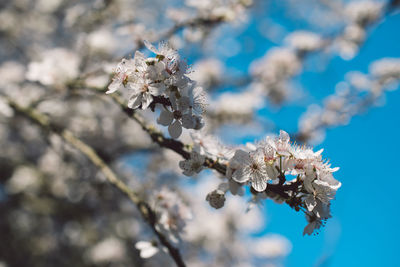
[140,246,159,258]
[128,93,142,109]
[106,79,121,94]
[232,167,250,183]
[304,195,317,211]
[251,173,267,192]
[157,108,174,126]
[168,120,182,139]
[143,40,158,54]
[141,92,153,110]
[148,83,165,96]
[181,114,195,129]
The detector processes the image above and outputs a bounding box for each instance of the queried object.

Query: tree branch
[6,97,187,267]
[70,81,304,210]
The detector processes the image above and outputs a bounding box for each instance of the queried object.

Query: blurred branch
[5,97,187,267]
[124,15,225,58]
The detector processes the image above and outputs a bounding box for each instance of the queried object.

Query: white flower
[144,40,185,75]
[157,106,203,138]
[107,42,206,135]
[179,151,206,176]
[106,58,135,94]
[266,130,291,157]
[230,149,269,192]
[191,131,234,161]
[127,77,164,110]
[144,40,178,60]
[135,241,159,258]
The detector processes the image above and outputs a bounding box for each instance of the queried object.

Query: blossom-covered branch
[101,41,341,235]
[297,57,400,144]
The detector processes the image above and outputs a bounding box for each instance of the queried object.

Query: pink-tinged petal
[168,120,182,139]
[157,108,174,126]
[128,93,142,109]
[264,144,275,160]
[279,130,290,143]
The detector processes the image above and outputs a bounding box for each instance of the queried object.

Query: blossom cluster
[336,1,384,60]
[107,41,206,138]
[250,47,301,105]
[153,187,193,243]
[179,130,341,235]
[135,187,192,258]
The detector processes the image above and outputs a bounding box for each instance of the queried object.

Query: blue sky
[248,8,400,267]
[187,4,400,267]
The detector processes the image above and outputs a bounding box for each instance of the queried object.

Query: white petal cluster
[191,131,234,162]
[345,1,383,25]
[185,0,252,22]
[188,58,224,88]
[208,87,264,122]
[285,31,323,53]
[251,48,300,85]
[179,151,206,176]
[26,48,80,86]
[299,57,400,144]
[107,41,206,138]
[224,130,340,234]
[370,58,400,83]
[227,131,302,192]
[228,148,274,192]
[250,48,301,104]
[336,1,383,60]
[153,187,193,243]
